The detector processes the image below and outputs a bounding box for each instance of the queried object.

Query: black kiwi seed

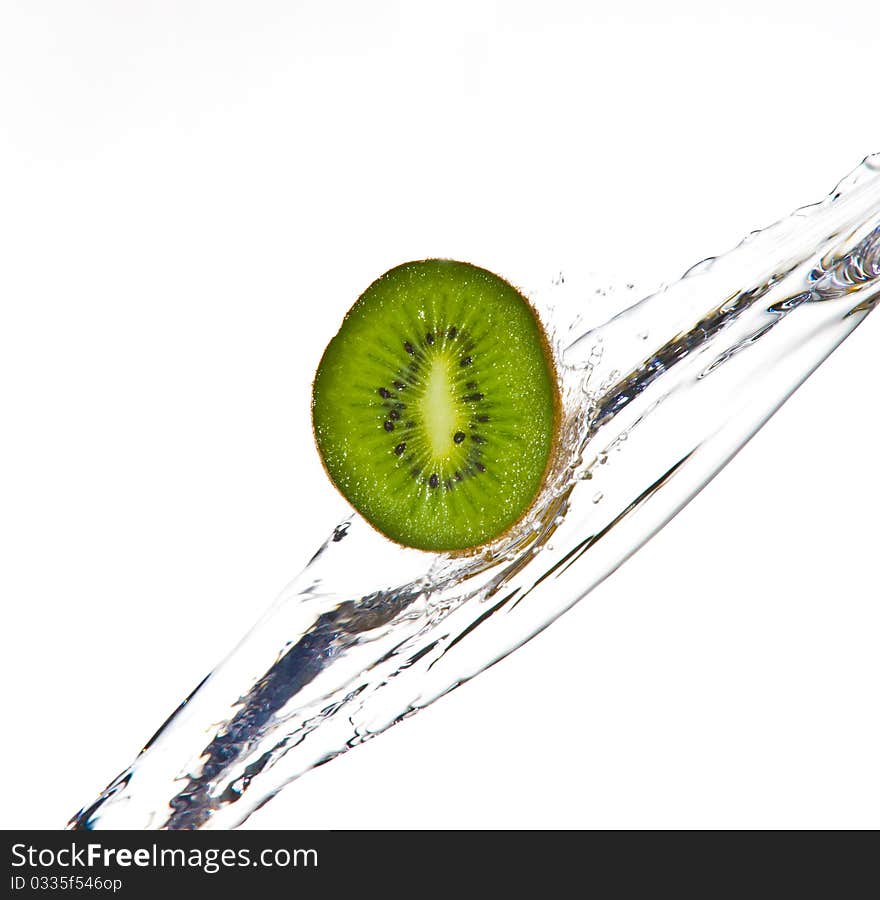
[428,473,439,488]
[378,387,391,398]
[394,442,406,455]
[460,356,472,367]
[426,332,434,344]
[453,431,466,444]
[383,421,394,432]
[404,341,415,355]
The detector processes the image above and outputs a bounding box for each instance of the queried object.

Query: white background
[1,1,878,830]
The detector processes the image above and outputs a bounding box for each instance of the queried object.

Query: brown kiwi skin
[311,258,563,557]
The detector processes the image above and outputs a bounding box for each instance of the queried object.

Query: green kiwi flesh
[311,259,559,552]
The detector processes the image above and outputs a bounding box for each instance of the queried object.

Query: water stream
[70,154,880,829]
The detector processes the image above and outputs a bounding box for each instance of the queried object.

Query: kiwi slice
[311,259,559,552]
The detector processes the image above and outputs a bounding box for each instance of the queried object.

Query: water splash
[70,154,880,829]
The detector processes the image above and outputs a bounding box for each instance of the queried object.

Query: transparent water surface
[70,154,880,829]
